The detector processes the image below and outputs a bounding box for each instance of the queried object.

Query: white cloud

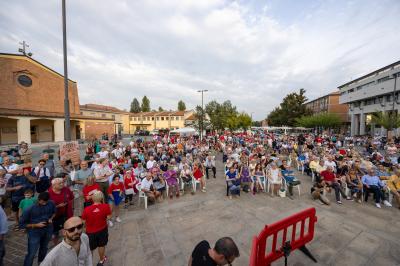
[1,0,400,119]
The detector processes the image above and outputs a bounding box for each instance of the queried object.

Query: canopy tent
[169,127,198,136]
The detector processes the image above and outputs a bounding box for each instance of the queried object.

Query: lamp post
[390,73,398,135]
[62,0,71,141]
[197,89,208,141]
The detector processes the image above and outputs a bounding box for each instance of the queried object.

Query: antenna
[18,41,33,57]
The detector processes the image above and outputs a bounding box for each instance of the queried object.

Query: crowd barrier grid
[249,207,318,266]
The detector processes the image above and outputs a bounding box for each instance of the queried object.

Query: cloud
[1,0,400,119]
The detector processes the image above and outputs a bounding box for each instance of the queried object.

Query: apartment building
[339,60,400,136]
[305,91,349,123]
[129,110,194,132]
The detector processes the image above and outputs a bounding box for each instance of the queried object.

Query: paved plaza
[4,153,400,266]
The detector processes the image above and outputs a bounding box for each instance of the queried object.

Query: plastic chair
[136,183,148,209]
[192,176,201,192]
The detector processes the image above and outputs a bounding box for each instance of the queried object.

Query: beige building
[80,104,131,135]
[129,110,194,132]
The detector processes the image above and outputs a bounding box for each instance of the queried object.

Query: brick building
[305,91,349,121]
[0,53,114,145]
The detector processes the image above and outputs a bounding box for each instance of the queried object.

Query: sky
[1,0,400,120]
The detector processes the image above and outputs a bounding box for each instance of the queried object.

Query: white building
[339,61,400,136]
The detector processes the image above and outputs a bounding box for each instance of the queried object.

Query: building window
[17,75,32,87]
[156,117,159,121]
[101,114,106,118]
[161,117,164,121]
[386,95,392,102]
[171,116,174,121]
[166,117,169,120]
[377,76,390,83]
[152,117,154,121]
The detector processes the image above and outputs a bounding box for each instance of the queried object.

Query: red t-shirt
[320,170,335,182]
[82,183,101,203]
[48,187,74,218]
[193,167,203,180]
[81,203,111,233]
[107,182,124,195]
[124,175,137,190]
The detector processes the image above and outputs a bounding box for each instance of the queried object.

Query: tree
[371,111,400,138]
[296,113,342,129]
[141,96,150,112]
[192,105,210,133]
[237,112,252,130]
[158,106,164,111]
[130,98,141,113]
[267,88,312,126]
[177,100,186,111]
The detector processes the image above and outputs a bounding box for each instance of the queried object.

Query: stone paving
[4,153,400,266]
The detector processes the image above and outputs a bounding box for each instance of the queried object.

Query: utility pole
[197,90,208,141]
[62,0,71,141]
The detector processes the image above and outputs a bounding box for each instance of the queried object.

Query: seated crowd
[0,131,400,266]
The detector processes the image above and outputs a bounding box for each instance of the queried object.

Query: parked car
[134,129,149,136]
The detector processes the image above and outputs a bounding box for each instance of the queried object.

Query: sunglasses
[65,223,84,233]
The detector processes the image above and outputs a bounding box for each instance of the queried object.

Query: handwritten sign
[59,141,80,165]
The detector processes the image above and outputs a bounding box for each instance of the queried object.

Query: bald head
[64,216,82,230]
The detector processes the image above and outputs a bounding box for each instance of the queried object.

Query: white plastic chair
[192,176,201,192]
[136,183,148,209]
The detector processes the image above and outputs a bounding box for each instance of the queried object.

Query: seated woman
[252,163,266,192]
[163,169,180,199]
[267,163,283,197]
[180,164,194,194]
[193,162,206,193]
[346,167,363,203]
[387,168,400,209]
[239,161,253,193]
[225,166,240,199]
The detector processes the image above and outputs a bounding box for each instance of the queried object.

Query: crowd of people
[0,130,399,266]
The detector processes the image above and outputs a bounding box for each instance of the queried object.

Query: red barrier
[249,207,317,266]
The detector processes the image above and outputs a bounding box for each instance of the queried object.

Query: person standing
[94,158,113,202]
[33,159,51,193]
[0,206,7,266]
[189,237,240,266]
[40,216,92,266]
[81,191,111,266]
[6,166,35,229]
[48,178,74,246]
[18,142,32,164]
[42,153,55,178]
[19,192,56,266]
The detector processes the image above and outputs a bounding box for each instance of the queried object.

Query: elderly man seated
[361,168,392,208]
[320,166,351,204]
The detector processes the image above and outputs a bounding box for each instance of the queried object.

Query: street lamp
[62,0,71,141]
[197,89,208,141]
[390,72,398,134]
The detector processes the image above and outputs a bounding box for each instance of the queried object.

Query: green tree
[267,88,312,126]
[237,112,252,130]
[158,106,164,111]
[371,111,400,138]
[296,113,342,129]
[141,96,150,112]
[130,98,141,113]
[177,100,186,111]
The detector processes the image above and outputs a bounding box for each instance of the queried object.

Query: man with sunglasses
[41,216,92,266]
[189,237,240,266]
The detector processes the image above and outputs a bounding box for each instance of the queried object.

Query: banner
[59,141,80,165]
